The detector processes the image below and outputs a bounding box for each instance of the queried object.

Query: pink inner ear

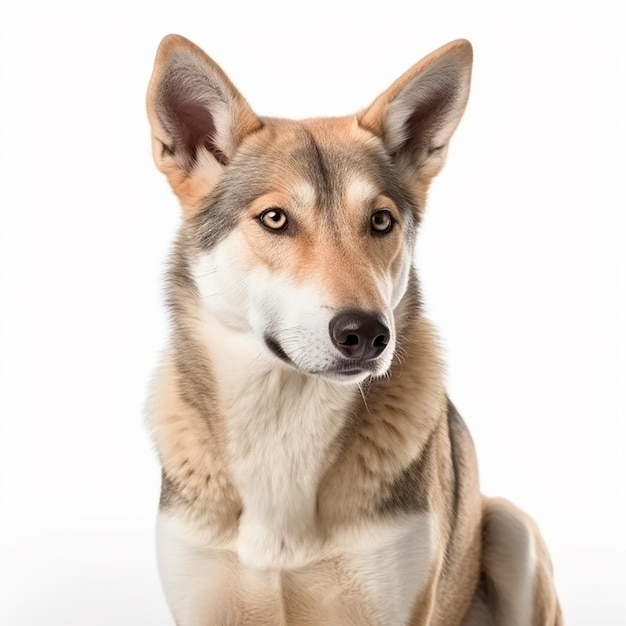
[385,57,469,172]
[399,86,452,160]
[158,73,229,168]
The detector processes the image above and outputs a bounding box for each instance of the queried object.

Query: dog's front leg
[407,558,444,626]
[156,513,241,626]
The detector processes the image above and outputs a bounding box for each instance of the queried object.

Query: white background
[1,2,624,624]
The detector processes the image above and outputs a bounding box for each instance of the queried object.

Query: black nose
[329,310,390,361]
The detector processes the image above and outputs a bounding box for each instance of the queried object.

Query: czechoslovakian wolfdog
[145,34,562,625]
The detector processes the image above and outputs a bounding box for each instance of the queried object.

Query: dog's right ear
[146,35,262,215]
[358,40,472,204]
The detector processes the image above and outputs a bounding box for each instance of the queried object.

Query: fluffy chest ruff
[148,310,452,625]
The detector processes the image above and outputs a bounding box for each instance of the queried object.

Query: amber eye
[259,208,288,232]
[371,210,394,234]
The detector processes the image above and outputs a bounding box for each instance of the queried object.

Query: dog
[145,34,562,625]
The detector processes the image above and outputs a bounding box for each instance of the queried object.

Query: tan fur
[146,34,561,625]
[148,355,241,538]
[317,312,446,527]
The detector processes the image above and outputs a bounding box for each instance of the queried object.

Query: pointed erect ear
[358,40,472,194]
[146,35,263,213]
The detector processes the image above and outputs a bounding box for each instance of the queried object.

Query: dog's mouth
[264,335,294,365]
[263,334,377,381]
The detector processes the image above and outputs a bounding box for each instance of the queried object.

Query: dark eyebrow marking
[305,130,333,202]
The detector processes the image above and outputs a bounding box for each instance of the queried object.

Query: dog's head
[147,35,472,383]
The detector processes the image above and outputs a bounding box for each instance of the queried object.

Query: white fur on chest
[157,510,436,626]
[200,313,356,570]
[332,513,436,625]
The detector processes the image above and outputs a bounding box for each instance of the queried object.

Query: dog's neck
[192,310,358,568]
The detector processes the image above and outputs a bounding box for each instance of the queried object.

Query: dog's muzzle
[263,309,391,381]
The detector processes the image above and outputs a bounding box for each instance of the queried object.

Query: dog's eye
[259,208,288,232]
[371,210,394,235]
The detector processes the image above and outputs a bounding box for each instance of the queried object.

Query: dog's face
[188,120,417,382]
[147,36,472,383]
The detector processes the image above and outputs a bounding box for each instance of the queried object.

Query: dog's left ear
[146,35,263,215]
[359,40,472,196]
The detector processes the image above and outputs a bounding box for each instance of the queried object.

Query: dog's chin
[291,361,376,385]
[263,335,387,384]
[315,367,377,385]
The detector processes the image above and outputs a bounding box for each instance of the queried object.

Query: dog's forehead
[266,119,404,205]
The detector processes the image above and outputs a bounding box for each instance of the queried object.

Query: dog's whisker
[357,383,370,414]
